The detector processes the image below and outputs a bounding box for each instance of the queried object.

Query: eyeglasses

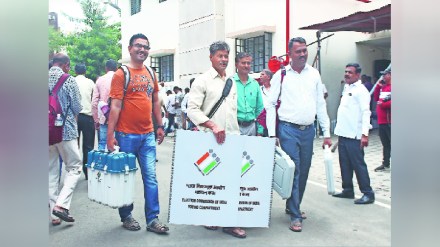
[133,43,151,50]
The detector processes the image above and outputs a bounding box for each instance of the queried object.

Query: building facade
[117,0,391,130]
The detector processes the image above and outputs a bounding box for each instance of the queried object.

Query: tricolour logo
[241,151,255,177]
[194,149,221,176]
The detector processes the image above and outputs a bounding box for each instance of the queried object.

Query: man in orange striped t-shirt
[106,33,168,234]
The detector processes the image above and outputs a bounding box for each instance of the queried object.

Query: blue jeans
[278,121,315,222]
[116,131,159,224]
[338,137,374,196]
[98,124,108,150]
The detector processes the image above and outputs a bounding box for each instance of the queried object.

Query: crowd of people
[48,33,391,237]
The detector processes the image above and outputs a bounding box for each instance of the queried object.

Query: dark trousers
[165,113,176,135]
[77,113,95,179]
[338,137,374,196]
[379,124,391,167]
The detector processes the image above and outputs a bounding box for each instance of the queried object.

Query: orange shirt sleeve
[109,69,125,100]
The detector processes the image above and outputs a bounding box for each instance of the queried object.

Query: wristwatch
[158,125,165,131]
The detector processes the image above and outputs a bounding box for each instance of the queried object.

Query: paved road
[50,129,391,247]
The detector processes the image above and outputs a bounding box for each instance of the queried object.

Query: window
[151,55,174,82]
[235,32,272,73]
[131,0,141,15]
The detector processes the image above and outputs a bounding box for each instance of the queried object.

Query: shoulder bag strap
[207,77,233,119]
[277,67,286,101]
[50,73,70,95]
[119,65,131,109]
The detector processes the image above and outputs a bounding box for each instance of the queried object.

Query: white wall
[179,0,226,86]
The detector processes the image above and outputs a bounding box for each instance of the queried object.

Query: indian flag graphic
[241,151,255,177]
[194,149,221,176]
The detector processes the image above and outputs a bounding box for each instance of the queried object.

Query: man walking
[373,67,391,172]
[49,53,83,225]
[333,63,375,204]
[75,63,95,180]
[106,33,168,233]
[92,59,117,150]
[187,41,246,238]
[233,52,264,136]
[266,37,332,232]
[165,89,177,136]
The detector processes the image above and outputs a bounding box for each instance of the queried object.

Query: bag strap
[277,67,286,101]
[50,73,70,95]
[144,65,156,83]
[207,77,233,119]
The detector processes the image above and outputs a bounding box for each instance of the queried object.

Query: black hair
[129,33,149,46]
[75,63,87,74]
[105,59,117,71]
[49,59,54,69]
[288,37,307,50]
[184,87,190,93]
[346,63,362,74]
[235,52,252,63]
[52,53,70,66]
[209,41,230,56]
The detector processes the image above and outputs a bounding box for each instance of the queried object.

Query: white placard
[168,130,275,227]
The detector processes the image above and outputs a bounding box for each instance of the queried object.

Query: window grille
[235,33,272,73]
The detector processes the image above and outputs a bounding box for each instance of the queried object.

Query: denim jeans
[338,137,374,196]
[98,124,108,150]
[116,131,159,224]
[278,121,315,222]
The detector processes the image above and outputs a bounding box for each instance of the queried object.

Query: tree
[49,0,121,81]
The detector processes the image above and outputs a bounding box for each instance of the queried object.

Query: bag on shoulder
[107,64,156,110]
[49,74,70,145]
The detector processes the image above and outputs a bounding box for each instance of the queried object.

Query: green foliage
[49,0,121,81]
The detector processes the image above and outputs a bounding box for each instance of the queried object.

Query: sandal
[204,226,219,230]
[222,227,246,238]
[51,219,61,226]
[52,207,75,222]
[289,221,302,232]
[147,219,169,234]
[122,217,141,231]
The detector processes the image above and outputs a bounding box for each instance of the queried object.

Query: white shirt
[334,80,371,139]
[266,64,330,137]
[175,91,183,114]
[187,67,239,134]
[260,85,271,109]
[181,93,190,113]
[76,75,95,116]
[165,94,177,114]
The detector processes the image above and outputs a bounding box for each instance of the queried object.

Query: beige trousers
[49,139,82,220]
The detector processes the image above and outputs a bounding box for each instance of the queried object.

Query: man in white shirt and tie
[333,63,375,204]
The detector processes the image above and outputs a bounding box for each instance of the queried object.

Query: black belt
[238,120,255,127]
[279,121,312,130]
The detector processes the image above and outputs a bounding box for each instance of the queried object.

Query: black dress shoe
[332,192,355,199]
[354,194,375,204]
